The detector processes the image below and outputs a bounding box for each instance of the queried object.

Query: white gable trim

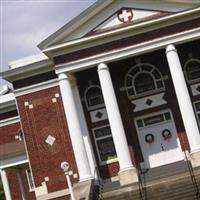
[55,27,200,74]
[38,0,200,50]
[43,7,200,57]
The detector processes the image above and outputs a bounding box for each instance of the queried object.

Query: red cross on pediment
[117,8,133,23]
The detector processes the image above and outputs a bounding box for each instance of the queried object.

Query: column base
[118,168,138,186]
[190,150,200,168]
[73,179,95,200]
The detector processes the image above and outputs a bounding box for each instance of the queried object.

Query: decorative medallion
[90,108,108,123]
[45,135,56,146]
[117,8,133,23]
[96,112,103,119]
[146,99,153,106]
[197,85,200,92]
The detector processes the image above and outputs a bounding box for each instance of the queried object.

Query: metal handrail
[137,166,148,200]
[183,151,200,200]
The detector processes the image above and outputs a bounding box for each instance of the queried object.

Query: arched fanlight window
[184,59,200,82]
[125,63,164,99]
[84,85,104,110]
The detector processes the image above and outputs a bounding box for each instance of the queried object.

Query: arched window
[84,86,104,110]
[184,59,200,82]
[134,73,155,94]
[125,63,164,99]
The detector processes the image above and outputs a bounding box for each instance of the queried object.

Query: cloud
[1,0,96,73]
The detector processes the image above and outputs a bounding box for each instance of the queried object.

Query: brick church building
[0,0,200,199]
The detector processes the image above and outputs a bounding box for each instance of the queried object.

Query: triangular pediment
[38,0,200,51]
[88,7,170,35]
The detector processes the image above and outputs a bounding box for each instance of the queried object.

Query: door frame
[134,109,183,169]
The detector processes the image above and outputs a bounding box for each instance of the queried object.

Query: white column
[72,83,97,178]
[0,169,12,200]
[58,73,93,182]
[166,44,200,153]
[97,63,134,172]
[16,168,27,200]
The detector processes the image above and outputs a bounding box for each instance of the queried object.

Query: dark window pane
[152,69,161,79]
[86,87,104,107]
[164,112,171,120]
[94,126,111,138]
[157,80,164,88]
[130,67,140,76]
[141,65,152,72]
[134,73,155,94]
[195,102,200,112]
[97,137,117,162]
[186,61,200,81]
[126,76,132,86]
[137,120,143,128]
[144,114,164,126]
[128,88,135,96]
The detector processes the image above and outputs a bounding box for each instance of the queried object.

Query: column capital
[165,44,177,54]
[58,73,77,85]
[97,63,109,72]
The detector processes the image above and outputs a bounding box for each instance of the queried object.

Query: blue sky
[0,0,96,88]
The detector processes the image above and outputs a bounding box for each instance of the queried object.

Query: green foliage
[0,178,5,200]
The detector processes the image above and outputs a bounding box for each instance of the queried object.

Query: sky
[0,0,97,88]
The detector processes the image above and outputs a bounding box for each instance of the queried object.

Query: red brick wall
[0,122,21,145]
[7,166,36,200]
[16,86,78,193]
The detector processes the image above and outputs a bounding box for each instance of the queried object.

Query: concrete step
[102,166,200,200]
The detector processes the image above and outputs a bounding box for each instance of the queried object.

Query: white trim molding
[14,79,59,97]
[55,27,200,74]
[0,116,20,127]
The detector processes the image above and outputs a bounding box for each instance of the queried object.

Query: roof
[38,0,200,51]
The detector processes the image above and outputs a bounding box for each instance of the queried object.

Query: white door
[135,110,183,168]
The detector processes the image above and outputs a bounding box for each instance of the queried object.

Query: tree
[0,178,5,200]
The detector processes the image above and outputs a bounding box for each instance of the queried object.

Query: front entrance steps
[101,161,200,200]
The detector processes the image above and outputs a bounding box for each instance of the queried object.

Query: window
[84,86,104,110]
[185,59,200,82]
[194,101,200,128]
[26,169,34,191]
[93,125,117,165]
[136,111,172,128]
[135,73,155,94]
[125,63,164,99]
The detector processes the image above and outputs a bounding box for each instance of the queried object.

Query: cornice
[43,7,200,58]
[0,93,17,114]
[14,78,59,97]
[1,55,54,82]
[55,27,200,74]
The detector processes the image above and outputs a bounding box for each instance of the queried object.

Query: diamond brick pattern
[96,112,103,119]
[146,99,153,106]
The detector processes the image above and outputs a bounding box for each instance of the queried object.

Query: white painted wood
[166,44,200,153]
[131,93,167,112]
[90,108,108,123]
[39,0,199,48]
[55,27,200,74]
[135,110,183,168]
[58,73,93,182]
[97,63,134,172]
[191,83,200,96]
[0,169,12,200]
[0,155,28,169]
[14,79,59,97]
[95,9,158,31]
[72,81,97,178]
[0,116,20,127]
